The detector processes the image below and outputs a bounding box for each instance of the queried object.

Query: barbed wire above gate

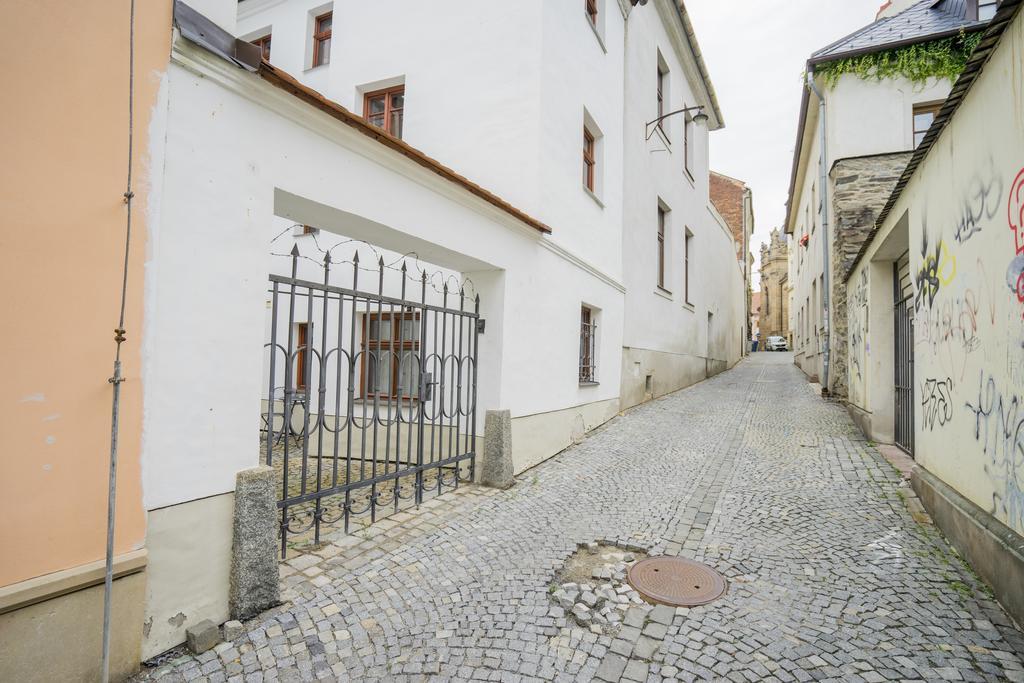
[269,223,478,300]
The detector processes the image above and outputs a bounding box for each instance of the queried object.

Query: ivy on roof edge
[815,29,984,89]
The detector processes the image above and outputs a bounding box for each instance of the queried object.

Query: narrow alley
[139,354,1024,682]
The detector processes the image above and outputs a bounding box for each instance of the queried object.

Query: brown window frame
[252,34,272,61]
[360,310,421,401]
[583,128,596,191]
[912,102,942,147]
[656,66,668,138]
[579,306,597,384]
[363,84,406,139]
[586,0,598,26]
[684,115,694,178]
[684,229,693,304]
[657,207,667,290]
[312,11,332,68]
[295,322,309,391]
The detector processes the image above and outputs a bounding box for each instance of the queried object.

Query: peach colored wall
[0,0,171,586]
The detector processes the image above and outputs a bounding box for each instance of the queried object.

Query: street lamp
[645,105,707,141]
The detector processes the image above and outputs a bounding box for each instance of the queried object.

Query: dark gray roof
[810,0,987,65]
[844,0,1022,281]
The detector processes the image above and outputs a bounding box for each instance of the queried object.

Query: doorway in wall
[893,253,915,456]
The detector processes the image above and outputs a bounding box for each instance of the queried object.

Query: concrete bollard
[481,409,514,489]
[229,466,280,621]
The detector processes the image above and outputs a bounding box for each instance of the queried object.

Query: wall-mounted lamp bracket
[645,105,708,141]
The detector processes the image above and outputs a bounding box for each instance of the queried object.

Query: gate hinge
[476,319,486,334]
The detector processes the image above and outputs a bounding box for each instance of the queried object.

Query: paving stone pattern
[137,353,1024,682]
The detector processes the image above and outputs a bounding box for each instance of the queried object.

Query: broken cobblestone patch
[550,541,653,636]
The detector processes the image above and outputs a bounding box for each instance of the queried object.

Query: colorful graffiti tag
[915,227,957,312]
[1007,168,1024,315]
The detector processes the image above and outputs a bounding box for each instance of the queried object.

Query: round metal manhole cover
[627,557,727,607]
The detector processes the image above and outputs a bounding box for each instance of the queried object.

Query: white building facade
[135,0,745,657]
[785,0,987,396]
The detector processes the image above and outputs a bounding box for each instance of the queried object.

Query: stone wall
[828,152,911,398]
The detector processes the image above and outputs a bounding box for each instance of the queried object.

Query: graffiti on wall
[964,372,1024,531]
[848,269,868,384]
[1006,168,1024,316]
[920,377,954,431]
[916,260,998,381]
[914,226,957,312]
[954,161,1004,244]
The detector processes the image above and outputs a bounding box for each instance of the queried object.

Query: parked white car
[766,335,789,352]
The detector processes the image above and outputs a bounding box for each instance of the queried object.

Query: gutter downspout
[806,71,831,394]
[743,189,752,355]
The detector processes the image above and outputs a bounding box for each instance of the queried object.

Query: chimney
[876,1,893,19]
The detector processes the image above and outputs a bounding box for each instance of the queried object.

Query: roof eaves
[782,83,811,236]
[844,0,1023,281]
[674,1,725,129]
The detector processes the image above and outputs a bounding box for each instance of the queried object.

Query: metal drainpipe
[743,190,752,355]
[806,71,831,393]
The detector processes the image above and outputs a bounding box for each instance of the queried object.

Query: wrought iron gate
[894,256,915,456]
[262,249,479,555]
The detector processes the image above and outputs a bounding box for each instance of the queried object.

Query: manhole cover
[627,557,726,607]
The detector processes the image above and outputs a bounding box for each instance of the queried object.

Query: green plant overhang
[815,30,984,88]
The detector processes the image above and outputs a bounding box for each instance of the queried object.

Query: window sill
[304,63,329,74]
[579,381,600,388]
[683,169,695,188]
[654,287,673,301]
[682,301,695,313]
[583,185,605,208]
[585,15,607,53]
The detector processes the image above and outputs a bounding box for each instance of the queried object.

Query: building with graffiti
[784,0,991,398]
[844,0,1024,626]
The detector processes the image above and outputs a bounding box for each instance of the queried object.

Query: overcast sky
[685,0,883,277]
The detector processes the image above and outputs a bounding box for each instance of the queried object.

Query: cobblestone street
[140,353,1024,682]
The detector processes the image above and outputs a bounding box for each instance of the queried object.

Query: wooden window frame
[684,229,693,305]
[312,11,332,68]
[912,102,942,147]
[656,66,668,138]
[684,115,694,178]
[296,323,309,391]
[252,34,272,61]
[363,84,406,138]
[583,128,596,191]
[360,310,421,401]
[657,207,667,290]
[586,0,598,26]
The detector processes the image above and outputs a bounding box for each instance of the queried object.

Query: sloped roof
[844,0,1022,281]
[810,0,987,65]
